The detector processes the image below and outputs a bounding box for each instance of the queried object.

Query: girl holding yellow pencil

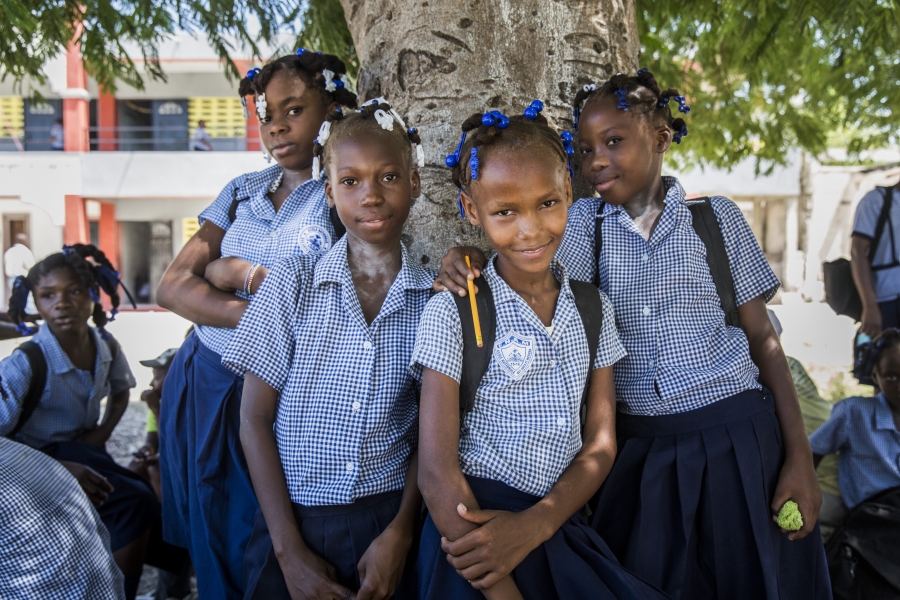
[411,102,666,600]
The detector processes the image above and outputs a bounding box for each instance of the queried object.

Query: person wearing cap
[135,348,178,464]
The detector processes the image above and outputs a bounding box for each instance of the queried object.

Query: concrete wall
[0,198,64,261]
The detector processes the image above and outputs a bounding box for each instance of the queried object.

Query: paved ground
[0,298,868,597]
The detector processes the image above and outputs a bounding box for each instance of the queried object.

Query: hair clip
[614,88,630,111]
[62,245,74,256]
[89,287,100,303]
[408,128,425,168]
[295,48,307,56]
[256,93,267,121]
[16,322,37,336]
[658,96,670,109]
[560,131,575,182]
[445,131,467,168]
[318,121,332,144]
[637,68,648,76]
[322,69,341,92]
[246,68,261,81]
[481,110,509,129]
[523,99,544,120]
[673,124,689,144]
[457,189,465,219]
[312,156,322,181]
[469,147,479,181]
[374,108,395,131]
[674,95,691,114]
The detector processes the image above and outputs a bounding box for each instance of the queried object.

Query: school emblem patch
[297,224,332,254]
[494,331,535,382]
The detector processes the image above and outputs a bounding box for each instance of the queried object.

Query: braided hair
[447,103,570,202]
[238,50,358,116]
[855,328,900,381]
[8,244,134,339]
[573,69,690,143]
[312,99,424,180]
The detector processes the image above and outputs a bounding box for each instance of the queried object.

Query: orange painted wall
[64,195,89,245]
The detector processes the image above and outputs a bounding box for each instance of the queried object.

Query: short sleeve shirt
[852,187,900,303]
[809,394,900,508]
[0,437,124,599]
[410,257,625,498]
[556,176,780,415]
[195,165,336,355]
[222,237,436,506]
[0,326,136,449]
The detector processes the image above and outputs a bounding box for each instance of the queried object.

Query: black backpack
[9,337,119,437]
[452,276,603,424]
[594,197,741,327]
[823,187,896,322]
[227,177,347,239]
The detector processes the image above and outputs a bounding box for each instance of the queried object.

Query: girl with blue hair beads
[155,49,358,600]
[437,70,831,599]
[0,245,155,600]
[414,102,668,600]
[224,99,430,600]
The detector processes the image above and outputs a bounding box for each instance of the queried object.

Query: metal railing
[0,125,261,152]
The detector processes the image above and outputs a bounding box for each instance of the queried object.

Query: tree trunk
[339,0,639,265]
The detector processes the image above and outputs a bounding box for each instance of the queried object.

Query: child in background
[0,244,156,600]
[129,347,177,497]
[437,70,829,599]
[414,103,667,600]
[810,329,900,514]
[224,100,430,599]
[156,48,358,599]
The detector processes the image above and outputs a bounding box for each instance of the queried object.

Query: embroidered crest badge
[297,224,332,254]
[495,331,535,382]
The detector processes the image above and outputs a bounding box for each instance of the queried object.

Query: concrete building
[1,34,898,309]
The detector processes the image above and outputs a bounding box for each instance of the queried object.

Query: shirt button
[363,341,373,350]
[345,462,355,471]
[550,359,557,367]
[642,253,649,262]
[351,401,361,411]
[556,417,566,427]
[269,230,278,238]
[642,307,651,316]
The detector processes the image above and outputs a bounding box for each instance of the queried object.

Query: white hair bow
[256,93,267,121]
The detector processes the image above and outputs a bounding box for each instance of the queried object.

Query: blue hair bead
[637,68,648,76]
[62,245,74,256]
[561,131,573,144]
[334,79,345,89]
[16,322,36,336]
[246,68,260,81]
[407,127,418,135]
[658,96,669,108]
[481,113,497,127]
[530,99,544,111]
[523,107,538,119]
[445,154,459,168]
[469,147,479,180]
[614,88,630,111]
[295,48,307,56]
[497,114,509,128]
[673,124,689,144]
[457,189,466,219]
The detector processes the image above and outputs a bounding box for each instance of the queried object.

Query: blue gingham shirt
[0,437,124,599]
[222,237,435,506]
[809,394,900,508]
[0,326,136,449]
[410,258,625,498]
[196,165,335,356]
[852,187,900,302]
[556,176,780,415]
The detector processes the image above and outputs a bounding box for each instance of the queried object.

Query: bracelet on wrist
[246,264,262,295]
[243,264,254,295]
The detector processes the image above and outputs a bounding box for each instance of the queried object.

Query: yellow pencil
[465,256,483,347]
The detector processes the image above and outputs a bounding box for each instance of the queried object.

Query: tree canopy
[2,0,897,170]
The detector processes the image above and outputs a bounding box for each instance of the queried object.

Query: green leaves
[640,0,900,171]
[0,0,302,92]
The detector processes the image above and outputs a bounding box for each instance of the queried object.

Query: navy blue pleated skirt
[592,387,831,600]
[243,490,417,599]
[159,331,258,600]
[42,440,160,552]
[419,475,670,600]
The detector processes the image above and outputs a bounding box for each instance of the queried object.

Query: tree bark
[339,0,639,265]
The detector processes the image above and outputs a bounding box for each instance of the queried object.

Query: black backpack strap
[569,280,604,426]
[452,276,496,421]
[227,178,251,224]
[687,198,741,328]
[870,186,898,271]
[10,341,48,436]
[592,201,607,287]
[330,206,346,241]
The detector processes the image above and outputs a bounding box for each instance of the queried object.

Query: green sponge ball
[777,500,803,531]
